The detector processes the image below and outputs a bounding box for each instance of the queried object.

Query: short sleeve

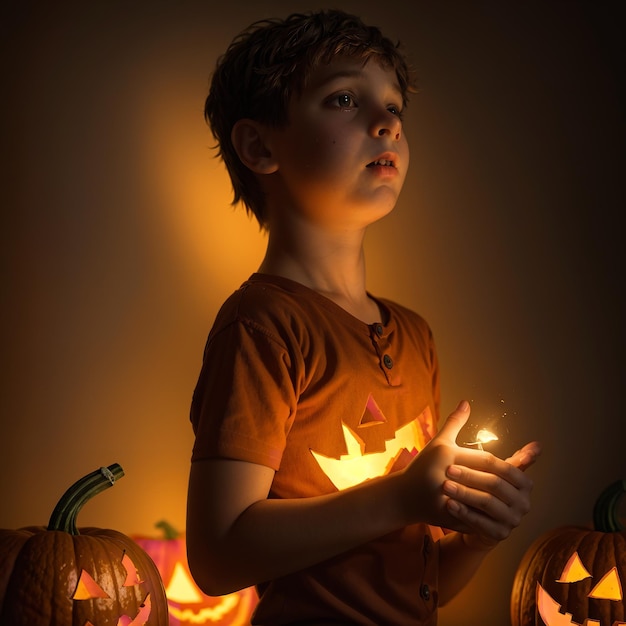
[190,317,299,470]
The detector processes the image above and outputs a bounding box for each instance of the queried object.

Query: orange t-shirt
[191,274,442,625]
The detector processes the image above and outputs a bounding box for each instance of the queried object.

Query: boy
[186,9,540,625]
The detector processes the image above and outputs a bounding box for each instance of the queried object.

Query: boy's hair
[204,9,416,229]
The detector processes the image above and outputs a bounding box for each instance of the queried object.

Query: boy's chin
[359,192,400,221]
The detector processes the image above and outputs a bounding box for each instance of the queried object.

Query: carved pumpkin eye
[121,552,144,587]
[72,569,110,600]
[556,551,592,583]
[589,567,623,601]
[72,551,144,601]
[557,550,623,601]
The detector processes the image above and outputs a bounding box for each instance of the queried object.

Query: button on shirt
[369,321,400,385]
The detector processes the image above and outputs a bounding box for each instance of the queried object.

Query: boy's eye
[388,105,404,119]
[330,93,356,109]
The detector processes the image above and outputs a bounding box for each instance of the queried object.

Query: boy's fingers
[435,400,471,444]
[506,441,542,471]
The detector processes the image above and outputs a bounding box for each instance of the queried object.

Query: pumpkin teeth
[535,582,626,626]
[536,582,579,625]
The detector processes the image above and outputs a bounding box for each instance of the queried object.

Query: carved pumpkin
[511,479,626,626]
[133,521,257,626]
[0,464,169,626]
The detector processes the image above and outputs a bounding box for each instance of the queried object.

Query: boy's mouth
[367,159,395,168]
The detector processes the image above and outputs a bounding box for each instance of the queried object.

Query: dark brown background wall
[2,1,624,623]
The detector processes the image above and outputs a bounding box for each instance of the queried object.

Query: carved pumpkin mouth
[81,590,152,626]
[116,594,151,626]
[537,583,626,626]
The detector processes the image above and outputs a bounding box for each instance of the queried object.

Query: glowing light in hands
[465,429,499,451]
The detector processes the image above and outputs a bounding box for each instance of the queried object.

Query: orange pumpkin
[511,479,626,626]
[133,521,257,626]
[0,464,169,626]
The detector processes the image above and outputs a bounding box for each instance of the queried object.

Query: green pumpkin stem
[155,519,180,540]
[593,479,626,533]
[47,463,125,535]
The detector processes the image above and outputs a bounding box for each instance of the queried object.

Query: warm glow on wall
[137,84,266,298]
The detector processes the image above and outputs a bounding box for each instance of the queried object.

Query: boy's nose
[372,111,402,141]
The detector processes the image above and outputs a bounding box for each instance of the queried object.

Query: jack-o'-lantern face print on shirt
[310,394,435,491]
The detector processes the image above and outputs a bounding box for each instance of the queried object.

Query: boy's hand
[399,400,540,547]
[442,415,541,549]
[397,400,477,530]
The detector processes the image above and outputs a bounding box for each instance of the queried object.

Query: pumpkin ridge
[510,528,549,624]
[1,531,75,625]
[0,529,33,604]
[574,531,599,624]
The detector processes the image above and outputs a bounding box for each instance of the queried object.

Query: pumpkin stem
[155,519,180,540]
[593,479,626,532]
[47,463,125,535]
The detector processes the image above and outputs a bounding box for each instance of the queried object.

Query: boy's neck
[258,223,382,324]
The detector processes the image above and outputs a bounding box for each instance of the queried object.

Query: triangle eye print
[310,394,434,491]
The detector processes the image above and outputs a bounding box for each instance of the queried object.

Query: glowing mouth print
[310,396,434,491]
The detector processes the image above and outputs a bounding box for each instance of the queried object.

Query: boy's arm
[186,401,468,595]
[186,402,539,596]
[186,456,413,595]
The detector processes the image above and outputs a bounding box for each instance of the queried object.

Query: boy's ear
[231,119,279,174]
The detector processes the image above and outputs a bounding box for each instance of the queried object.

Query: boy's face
[263,56,409,229]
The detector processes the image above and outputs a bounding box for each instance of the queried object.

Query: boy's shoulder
[210,273,326,334]
[221,273,319,315]
[213,273,432,338]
